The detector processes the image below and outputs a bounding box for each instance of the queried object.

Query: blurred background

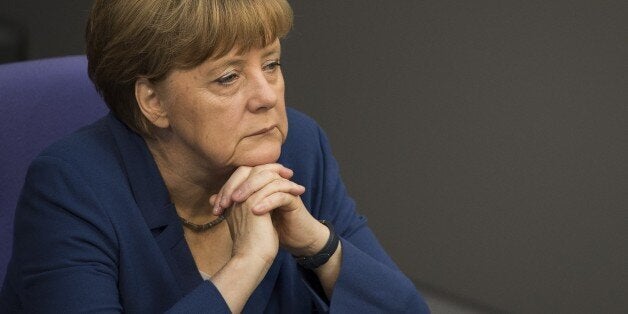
[1,0,627,312]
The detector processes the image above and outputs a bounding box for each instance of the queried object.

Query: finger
[227,164,293,203]
[219,164,294,212]
[248,163,293,180]
[275,166,294,180]
[231,169,283,203]
[213,188,226,215]
[212,191,221,215]
[244,178,304,211]
[245,179,305,215]
[218,166,252,209]
[250,191,302,215]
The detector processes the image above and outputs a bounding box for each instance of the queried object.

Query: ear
[135,78,170,129]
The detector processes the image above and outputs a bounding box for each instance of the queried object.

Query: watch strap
[294,220,340,269]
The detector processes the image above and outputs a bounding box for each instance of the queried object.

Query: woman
[0,0,429,313]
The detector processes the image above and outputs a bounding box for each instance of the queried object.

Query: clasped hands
[209,164,329,267]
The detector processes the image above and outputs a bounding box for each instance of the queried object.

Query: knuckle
[279,192,290,204]
[264,169,280,178]
[262,197,274,209]
[238,181,252,193]
[267,179,288,193]
[251,165,266,174]
[270,178,285,187]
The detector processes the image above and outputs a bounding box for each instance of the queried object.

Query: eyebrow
[207,48,281,76]
[217,58,247,69]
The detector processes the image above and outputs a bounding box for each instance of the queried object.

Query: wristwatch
[294,220,340,269]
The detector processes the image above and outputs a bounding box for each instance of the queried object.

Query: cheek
[199,110,245,157]
[278,110,289,142]
[274,94,289,141]
[193,93,241,134]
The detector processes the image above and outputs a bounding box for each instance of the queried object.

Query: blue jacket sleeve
[165,282,230,313]
[302,126,430,313]
[9,155,230,313]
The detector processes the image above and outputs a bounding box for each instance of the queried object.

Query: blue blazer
[1,108,429,313]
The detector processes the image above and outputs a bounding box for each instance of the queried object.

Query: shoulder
[15,114,138,254]
[281,108,343,215]
[37,115,117,167]
[283,107,331,162]
[281,108,332,173]
[286,107,322,139]
[26,114,130,201]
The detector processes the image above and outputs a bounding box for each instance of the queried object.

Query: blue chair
[0,56,108,284]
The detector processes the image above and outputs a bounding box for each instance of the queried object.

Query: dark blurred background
[2,1,627,313]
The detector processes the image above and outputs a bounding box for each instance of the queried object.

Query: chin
[239,152,281,167]
[232,128,286,167]
[237,143,283,167]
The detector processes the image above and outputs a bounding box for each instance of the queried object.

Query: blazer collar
[105,113,172,230]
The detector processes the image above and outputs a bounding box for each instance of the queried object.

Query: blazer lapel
[106,114,202,296]
[154,213,204,295]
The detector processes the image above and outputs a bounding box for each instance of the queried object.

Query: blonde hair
[86,0,293,135]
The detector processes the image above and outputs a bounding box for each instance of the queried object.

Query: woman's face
[152,39,288,172]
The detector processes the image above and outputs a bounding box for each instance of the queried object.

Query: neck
[144,134,232,222]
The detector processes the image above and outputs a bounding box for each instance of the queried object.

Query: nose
[246,71,279,112]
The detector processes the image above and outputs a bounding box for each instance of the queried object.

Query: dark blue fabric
[1,105,429,312]
[0,56,108,285]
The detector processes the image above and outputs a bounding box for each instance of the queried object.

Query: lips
[248,125,277,137]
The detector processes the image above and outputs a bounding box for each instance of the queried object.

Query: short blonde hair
[86,0,293,135]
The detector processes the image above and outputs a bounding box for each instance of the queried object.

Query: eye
[263,60,282,72]
[215,72,239,85]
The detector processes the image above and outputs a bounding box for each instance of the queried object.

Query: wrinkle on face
[149,40,287,175]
